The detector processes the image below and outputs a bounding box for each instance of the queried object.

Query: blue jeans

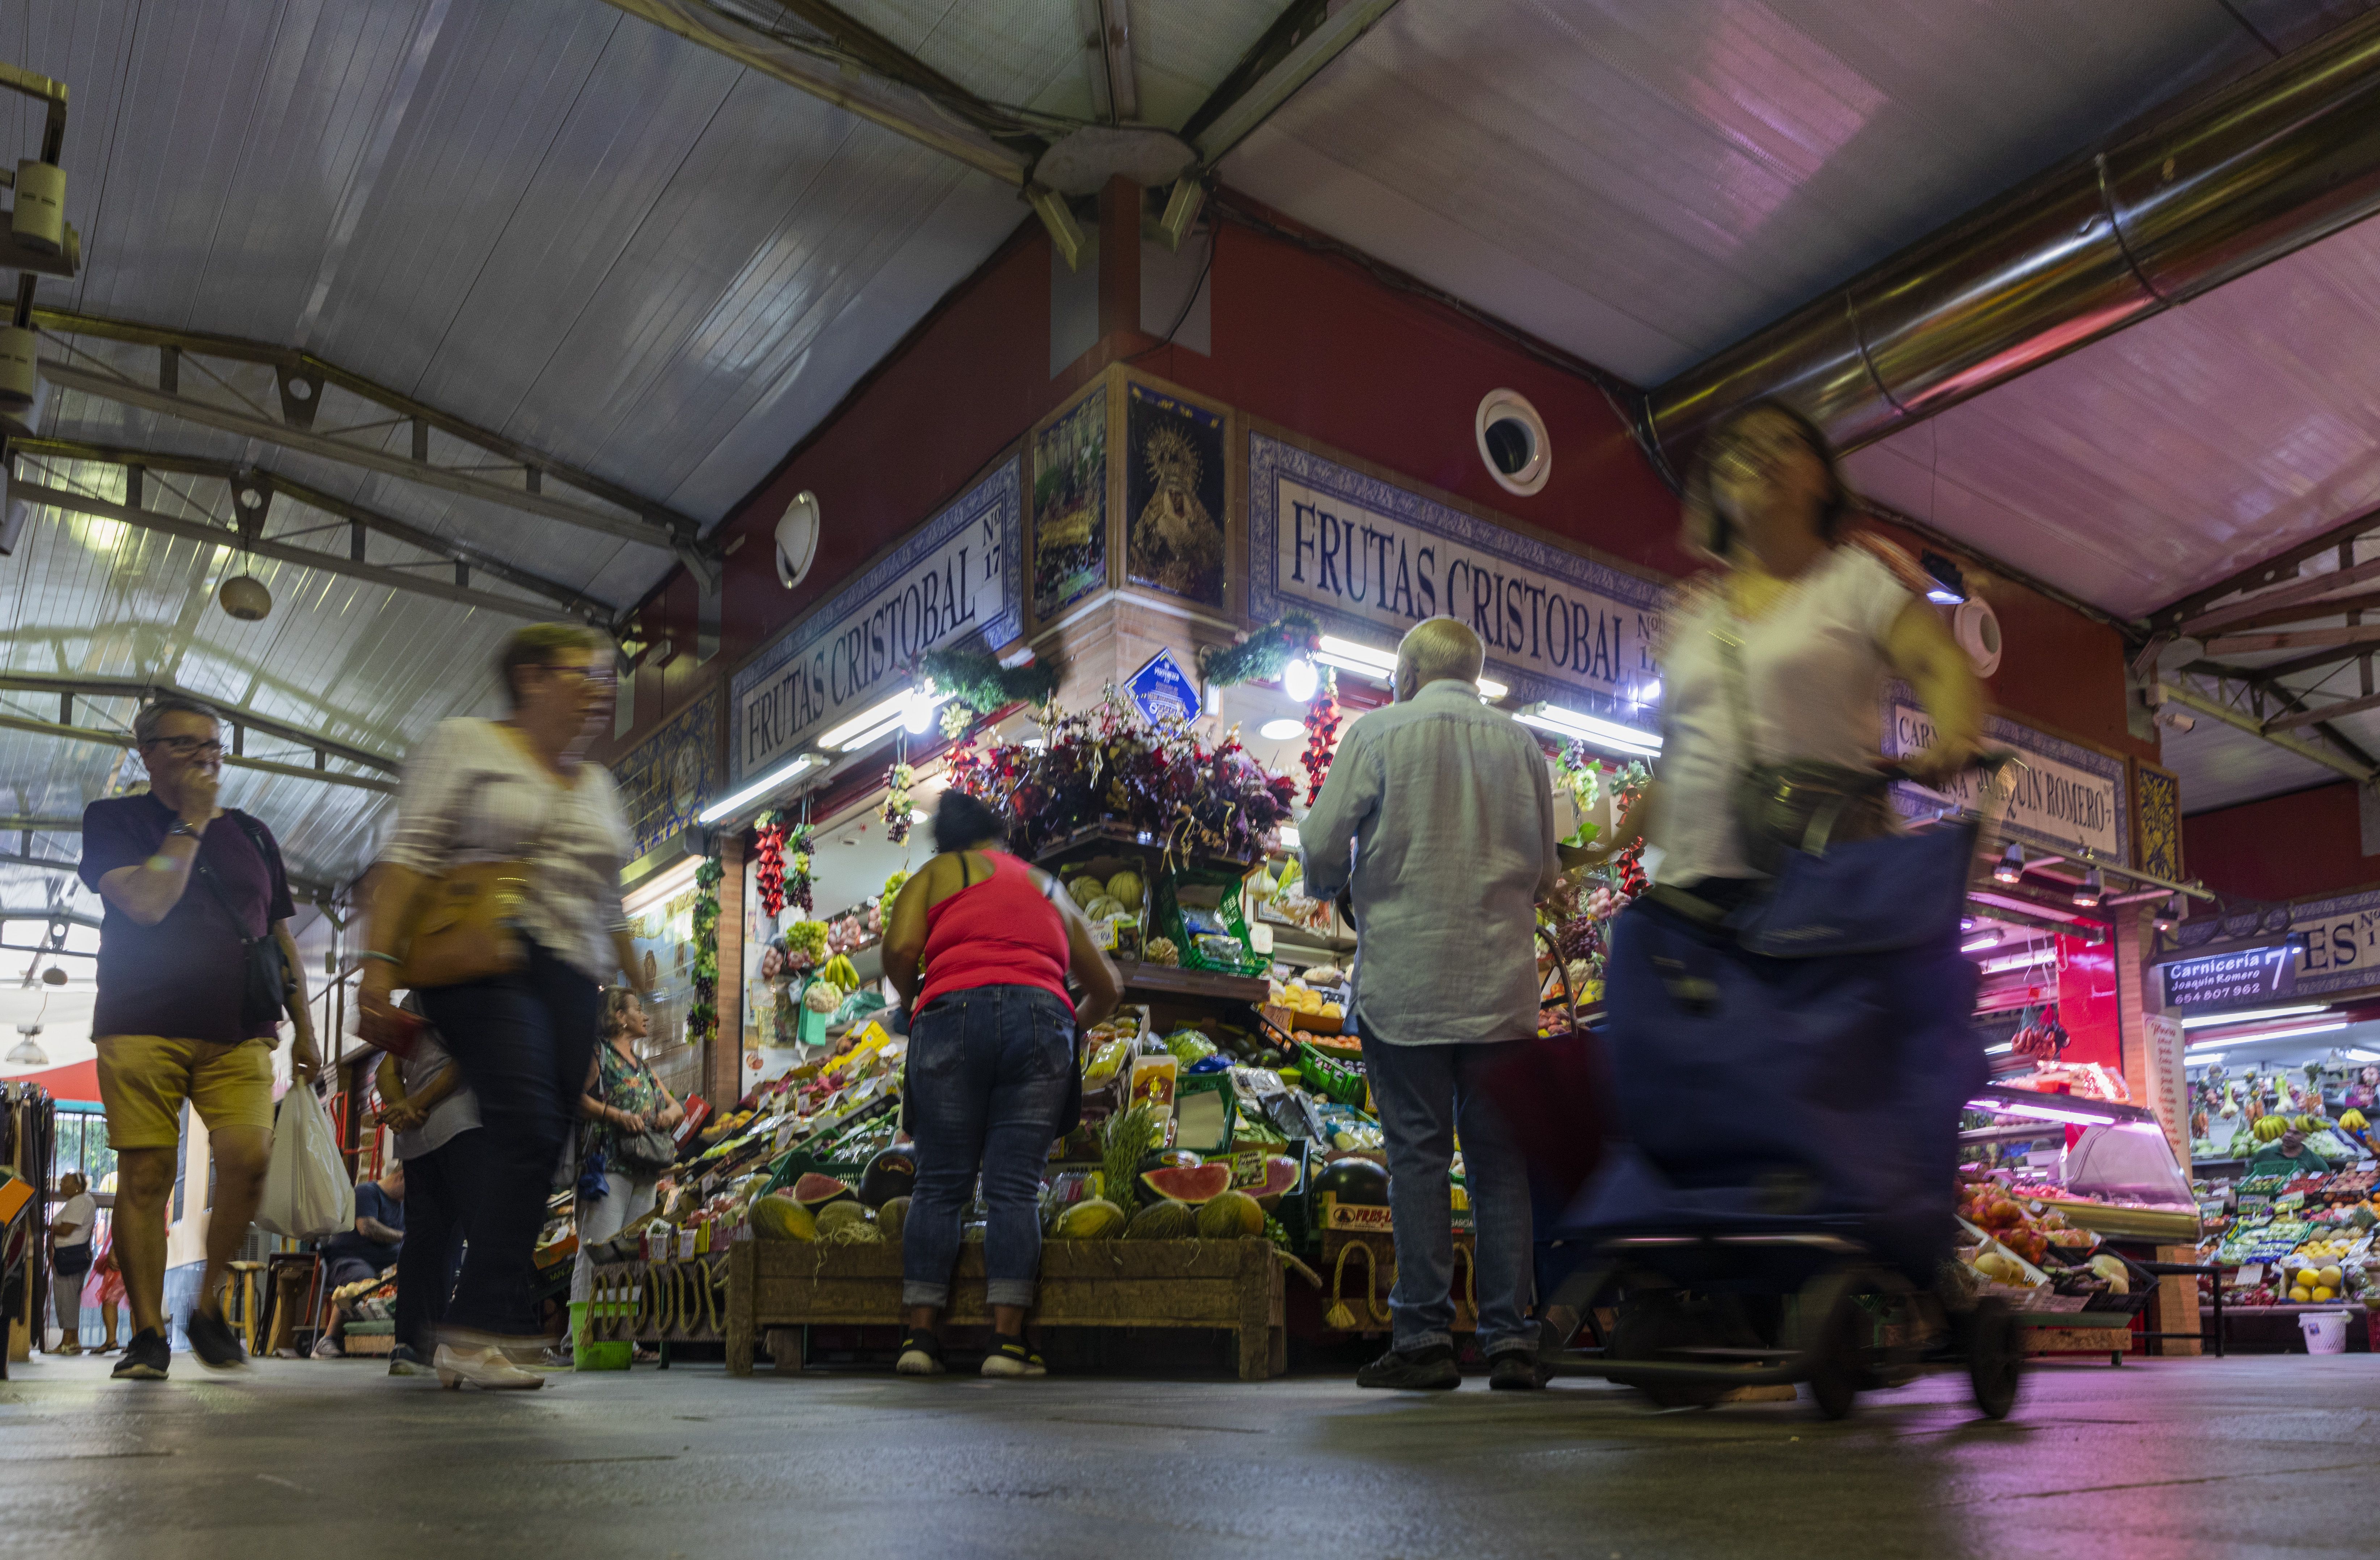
[1359,1033,1537,1357]
[420,942,598,1337]
[901,984,1077,1311]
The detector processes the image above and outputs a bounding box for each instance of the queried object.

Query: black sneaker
[980,1334,1046,1378]
[1488,1352,1543,1391]
[112,1329,170,1381]
[895,1329,945,1377]
[1356,1343,1460,1390]
[186,1307,247,1370]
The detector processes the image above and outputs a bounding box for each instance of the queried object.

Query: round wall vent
[1953,597,2002,678]
[776,491,820,590]
[1475,389,1551,497]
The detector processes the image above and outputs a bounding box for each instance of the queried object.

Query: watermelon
[1137,1149,1201,1181]
[858,1149,917,1209]
[1311,1156,1389,1206]
[1252,1156,1301,1209]
[792,1172,856,1209]
[1141,1162,1232,1205]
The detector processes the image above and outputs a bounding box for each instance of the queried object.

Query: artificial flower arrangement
[945,688,1297,865]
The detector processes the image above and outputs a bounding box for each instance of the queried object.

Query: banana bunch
[819,954,862,990]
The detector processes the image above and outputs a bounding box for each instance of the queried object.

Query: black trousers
[421,942,598,1337]
[395,1130,480,1354]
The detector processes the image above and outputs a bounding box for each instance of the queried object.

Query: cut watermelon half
[1141,1162,1231,1205]
[1252,1156,1301,1209]
[791,1172,856,1208]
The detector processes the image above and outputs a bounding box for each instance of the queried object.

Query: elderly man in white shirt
[1302,616,1562,1391]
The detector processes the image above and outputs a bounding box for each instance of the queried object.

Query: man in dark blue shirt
[313,1163,405,1359]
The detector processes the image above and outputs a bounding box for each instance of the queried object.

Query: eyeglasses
[143,736,225,759]
[535,663,618,691]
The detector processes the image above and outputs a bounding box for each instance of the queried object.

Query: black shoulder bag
[190,813,297,1031]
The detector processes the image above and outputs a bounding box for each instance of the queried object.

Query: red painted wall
[619,191,2141,773]
[2185,781,2378,904]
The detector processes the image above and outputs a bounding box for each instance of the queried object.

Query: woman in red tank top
[882,790,1121,1378]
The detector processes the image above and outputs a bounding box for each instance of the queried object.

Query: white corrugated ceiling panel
[1220,0,2342,385]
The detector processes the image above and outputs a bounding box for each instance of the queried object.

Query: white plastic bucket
[2299,1311,2351,1356]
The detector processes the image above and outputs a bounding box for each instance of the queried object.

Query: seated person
[312,1162,405,1359]
[2248,1125,2329,1180]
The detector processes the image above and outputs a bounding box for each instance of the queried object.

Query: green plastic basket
[1296,1039,1367,1106]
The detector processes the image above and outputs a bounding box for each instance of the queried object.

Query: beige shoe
[433,1343,545,1391]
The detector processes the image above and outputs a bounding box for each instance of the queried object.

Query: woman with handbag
[1561,399,1992,1286]
[357,623,650,1391]
[570,988,682,1352]
[1584,399,1984,891]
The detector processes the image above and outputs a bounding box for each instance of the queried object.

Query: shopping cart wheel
[1967,1297,2022,1420]
[1606,1294,1728,1409]
[1806,1294,1866,1421]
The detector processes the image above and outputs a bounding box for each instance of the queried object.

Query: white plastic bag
[254,1083,355,1239]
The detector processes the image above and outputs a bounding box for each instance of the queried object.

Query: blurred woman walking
[357,624,648,1390]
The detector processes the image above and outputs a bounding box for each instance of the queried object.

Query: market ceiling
[8,0,2380,923]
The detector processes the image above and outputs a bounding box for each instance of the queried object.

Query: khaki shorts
[94,1035,276,1150]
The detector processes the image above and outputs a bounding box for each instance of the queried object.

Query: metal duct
[1647,10,2380,469]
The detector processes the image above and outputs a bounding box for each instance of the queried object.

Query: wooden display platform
[2015,1310,2135,1366]
[723,1237,1286,1380]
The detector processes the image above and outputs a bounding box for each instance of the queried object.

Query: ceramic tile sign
[615,688,719,858]
[2160,943,2298,1010]
[731,458,1022,787]
[1033,385,1107,620]
[1125,647,1200,726]
[1248,431,1665,720]
[1882,699,2128,865]
[2240,889,2380,1001]
[1126,382,1227,606]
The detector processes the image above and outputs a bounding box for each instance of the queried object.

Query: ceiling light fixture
[1312,634,1506,698]
[2072,868,2103,909]
[1991,845,2025,885]
[1281,656,1318,703]
[1977,946,2056,975]
[1258,718,1305,740]
[2179,1005,2326,1030]
[2154,894,2183,933]
[696,754,817,826]
[1515,703,1661,757]
[1961,932,2003,953]
[2189,1020,2348,1048]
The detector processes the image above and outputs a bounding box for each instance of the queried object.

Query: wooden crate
[724,1237,1286,1381]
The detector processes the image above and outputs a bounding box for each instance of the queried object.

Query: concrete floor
[5,1352,2378,1559]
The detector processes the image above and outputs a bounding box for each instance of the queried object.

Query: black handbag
[190,814,295,1031]
[601,1057,681,1176]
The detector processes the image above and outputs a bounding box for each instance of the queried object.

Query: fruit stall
[1955,1085,2203,1361]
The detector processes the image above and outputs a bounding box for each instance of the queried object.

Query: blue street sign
[1125,647,1201,726]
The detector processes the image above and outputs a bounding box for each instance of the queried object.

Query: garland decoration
[752,812,788,919]
[689,852,722,1047]
[1197,610,1321,688]
[883,762,915,846]
[1299,670,1342,806]
[945,688,1295,863]
[918,646,1063,721]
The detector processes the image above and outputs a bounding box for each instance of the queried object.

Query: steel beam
[14,437,614,621]
[0,817,80,832]
[599,0,1033,184]
[2203,623,2380,656]
[2263,686,2380,732]
[2151,501,2380,632]
[1189,0,1406,163]
[0,849,333,901]
[0,672,398,774]
[37,358,680,553]
[13,478,559,622]
[2178,553,2380,637]
[34,309,704,553]
[2152,680,2374,782]
[0,711,397,794]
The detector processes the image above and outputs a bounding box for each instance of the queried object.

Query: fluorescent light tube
[696,754,816,826]
[2179,1005,2325,1030]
